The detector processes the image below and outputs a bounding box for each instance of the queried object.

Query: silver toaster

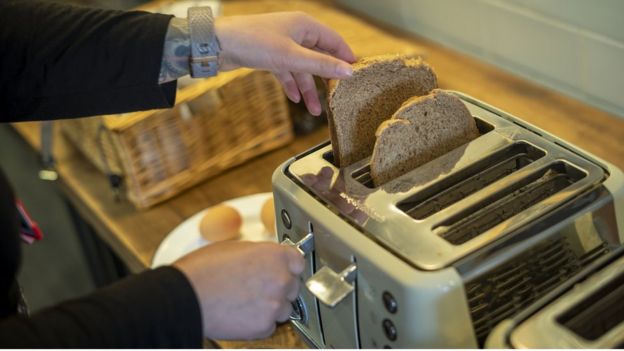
[486,246,624,348]
[271,91,624,348]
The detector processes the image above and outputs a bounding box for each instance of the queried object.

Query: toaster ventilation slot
[557,269,624,340]
[435,162,586,245]
[466,239,609,346]
[398,142,545,219]
[352,165,374,187]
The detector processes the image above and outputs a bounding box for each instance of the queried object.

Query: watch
[188,6,220,78]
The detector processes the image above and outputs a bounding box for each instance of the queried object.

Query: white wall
[338,0,624,118]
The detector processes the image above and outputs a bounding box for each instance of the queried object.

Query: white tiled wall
[338,0,624,118]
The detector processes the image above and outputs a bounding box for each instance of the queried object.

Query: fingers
[274,70,324,116]
[288,45,353,79]
[314,166,334,191]
[275,246,302,323]
[276,269,300,322]
[274,71,300,103]
[283,245,305,275]
[256,321,277,339]
[279,12,354,79]
[299,173,320,188]
[300,17,356,64]
[275,70,324,116]
[286,273,301,301]
[293,72,322,116]
[276,300,294,323]
[215,12,355,79]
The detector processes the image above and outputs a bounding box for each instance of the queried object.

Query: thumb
[286,45,353,79]
[283,246,305,275]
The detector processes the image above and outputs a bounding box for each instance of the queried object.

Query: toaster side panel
[355,256,477,348]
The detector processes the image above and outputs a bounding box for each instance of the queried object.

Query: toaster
[486,246,624,348]
[271,91,624,348]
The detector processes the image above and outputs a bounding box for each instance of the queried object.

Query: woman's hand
[215,11,356,116]
[173,240,304,340]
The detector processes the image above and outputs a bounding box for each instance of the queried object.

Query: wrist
[158,17,191,84]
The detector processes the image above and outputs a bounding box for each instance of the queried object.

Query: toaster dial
[289,295,308,324]
[382,291,398,314]
[382,319,398,341]
[280,209,292,229]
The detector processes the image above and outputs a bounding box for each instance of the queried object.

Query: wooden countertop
[10,0,624,348]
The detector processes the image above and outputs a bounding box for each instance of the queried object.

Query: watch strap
[188,6,220,78]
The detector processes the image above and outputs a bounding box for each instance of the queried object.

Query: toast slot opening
[322,151,336,165]
[352,165,374,188]
[351,116,495,188]
[434,162,586,245]
[557,269,624,340]
[474,115,495,135]
[398,142,545,219]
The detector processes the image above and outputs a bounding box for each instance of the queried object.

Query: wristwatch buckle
[190,55,218,75]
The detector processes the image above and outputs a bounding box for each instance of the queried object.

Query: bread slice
[370,89,479,186]
[327,54,438,167]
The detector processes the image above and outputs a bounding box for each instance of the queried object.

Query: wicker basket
[61,69,292,208]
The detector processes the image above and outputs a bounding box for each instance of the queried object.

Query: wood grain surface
[10,0,624,348]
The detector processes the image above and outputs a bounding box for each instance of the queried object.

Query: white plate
[152,192,275,268]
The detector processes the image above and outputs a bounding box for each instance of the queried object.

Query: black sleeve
[0,266,203,348]
[0,170,21,319]
[0,0,177,122]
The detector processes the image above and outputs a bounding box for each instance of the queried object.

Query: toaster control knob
[289,295,308,324]
[280,209,292,229]
[382,291,398,314]
[382,319,397,341]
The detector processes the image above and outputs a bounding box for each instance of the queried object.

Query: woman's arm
[0,0,176,122]
[0,2,354,121]
[0,267,202,348]
[158,17,191,84]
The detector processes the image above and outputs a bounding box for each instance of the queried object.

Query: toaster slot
[435,161,586,245]
[352,165,374,188]
[398,142,545,220]
[322,150,336,165]
[474,115,495,135]
[557,269,624,340]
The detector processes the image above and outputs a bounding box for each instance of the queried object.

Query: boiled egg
[199,204,242,242]
[261,197,276,235]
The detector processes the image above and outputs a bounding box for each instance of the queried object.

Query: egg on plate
[260,196,275,235]
[198,203,243,242]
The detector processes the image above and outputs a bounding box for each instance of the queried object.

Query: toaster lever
[282,233,314,257]
[306,263,357,308]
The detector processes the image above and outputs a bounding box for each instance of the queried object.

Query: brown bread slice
[327,54,438,167]
[370,89,480,186]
